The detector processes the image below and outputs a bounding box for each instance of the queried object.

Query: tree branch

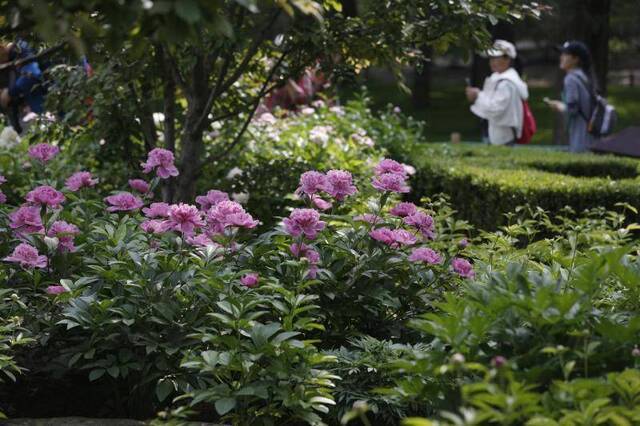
[161,45,187,91]
[193,9,281,133]
[0,42,65,72]
[211,49,288,161]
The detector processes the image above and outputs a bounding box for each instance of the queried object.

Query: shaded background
[339,0,640,144]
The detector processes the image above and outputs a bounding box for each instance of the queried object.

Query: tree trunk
[585,0,611,94]
[176,54,208,202]
[158,46,177,202]
[412,46,432,109]
[176,125,205,202]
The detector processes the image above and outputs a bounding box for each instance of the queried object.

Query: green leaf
[175,0,201,23]
[89,369,106,381]
[156,379,174,402]
[215,397,237,415]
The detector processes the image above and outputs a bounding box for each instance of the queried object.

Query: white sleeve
[471,83,514,120]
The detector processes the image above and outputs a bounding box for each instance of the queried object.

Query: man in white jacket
[466,40,529,145]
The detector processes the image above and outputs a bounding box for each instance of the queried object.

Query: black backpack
[574,74,617,137]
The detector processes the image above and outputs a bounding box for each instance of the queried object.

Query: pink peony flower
[140,219,170,234]
[141,148,179,179]
[372,173,410,193]
[375,158,407,177]
[296,171,327,197]
[226,212,259,229]
[25,185,65,208]
[206,200,246,234]
[369,228,398,247]
[196,190,229,211]
[46,285,67,295]
[9,205,44,234]
[370,227,416,248]
[28,143,59,163]
[404,212,436,239]
[166,203,205,236]
[3,243,47,269]
[451,257,475,279]
[47,221,80,252]
[128,179,150,194]
[408,247,443,264]
[0,190,5,204]
[323,170,357,201]
[65,171,97,192]
[240,273,260,288]
[311,196,332,211]
[104,192,144,212]
[0,175,6,184]
[142,202,171,218]
[354,214,381,224]
[392,229,417,246]
[390,202,417,218]
[283,208,326,240]
[186,234,220,248]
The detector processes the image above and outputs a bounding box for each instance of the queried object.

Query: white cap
[485,39,517,59]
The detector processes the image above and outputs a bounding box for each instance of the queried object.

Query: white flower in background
[211,121,223,130]
[0,126,20,148]
[153,112,165,126]
[329,105,345,116]
[300,107,315,115]
[309,125,332,145]
[311,99,325,109]
[393,106,401,114]
[226,167,244,180]
[43,112,57,122]
[351,133,374,148]
[257,112,277,125]
[232,192,250,204]
[403,164,416,176]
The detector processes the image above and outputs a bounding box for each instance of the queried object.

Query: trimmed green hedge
[409,144,640,229]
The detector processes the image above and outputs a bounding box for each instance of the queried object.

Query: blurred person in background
[465,39,529,146]
[545,41,596,153]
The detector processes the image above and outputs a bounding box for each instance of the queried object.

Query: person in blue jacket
[0,39,46,129]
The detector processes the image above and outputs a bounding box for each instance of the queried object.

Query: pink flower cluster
[48,221,80,252]
[206,200,258,235]
[408,247,442,265]
[3,243,47,269]
[284,208,326,240]
[65,171,97,192]
[404,211,436,240]
[141,148,179,179]
[371,158,411,193]
[104,192,144,212]
[28,143,59,164]
[451,257,475,278]
[295,170,357,207]
[9,205,44,234]
[137,191,258,243]
[26,186,65,208]
[129,179,151,194]
[369,227,417,248]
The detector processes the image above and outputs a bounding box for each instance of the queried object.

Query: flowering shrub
[0,135,469,423]
[3,125,640,425]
